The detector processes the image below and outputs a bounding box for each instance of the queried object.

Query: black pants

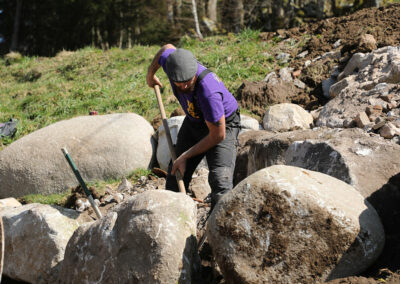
[166,109,241,209]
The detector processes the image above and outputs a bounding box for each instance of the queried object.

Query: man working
[146,44,240,209]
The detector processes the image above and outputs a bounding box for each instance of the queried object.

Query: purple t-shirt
[159,49,238,123]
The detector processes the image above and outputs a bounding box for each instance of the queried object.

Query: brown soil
[247,4,400,113]
[285,4,400,67]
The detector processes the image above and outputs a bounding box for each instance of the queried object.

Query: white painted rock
[59,190,198,284]
[0,197,22,208]
[208,165,385,283]
[263,103,313,132]
[1,203,82,283]
[157,116,185,171]
[0,113,155,198]
[240,115,261,131]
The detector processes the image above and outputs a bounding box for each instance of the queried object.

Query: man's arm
[171,116,226,175]
[146,44,176,88]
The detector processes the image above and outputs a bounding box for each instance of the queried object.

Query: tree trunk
[191,0,203,39]
[233,0,244,33]
[167,0,174,23]
[119,11,124,48]
[10,0,23,51]
[207,0,217,23]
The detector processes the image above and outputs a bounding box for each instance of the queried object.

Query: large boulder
[318,46,400,128]
[234,128,400,199]
[156,116,185,171]
[207,165,385,283]
[0,113,155,198]
[1,203,82,283]
[59,190,198,284]
[262,103,313,132]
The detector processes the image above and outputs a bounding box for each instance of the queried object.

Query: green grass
[18,192,70,206]
[1,29,304,151]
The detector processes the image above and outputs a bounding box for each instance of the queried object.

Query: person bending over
[146,44,241,209]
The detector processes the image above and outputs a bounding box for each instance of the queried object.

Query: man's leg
[206,125,240,209]
[165,118,207,192]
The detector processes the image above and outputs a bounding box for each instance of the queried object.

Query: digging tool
[153,85,186,194]
[61,147,103,219]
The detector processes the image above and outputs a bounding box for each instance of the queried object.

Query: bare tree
[191,0,203,39]
[10,0,23,51]
[207,0,217,23]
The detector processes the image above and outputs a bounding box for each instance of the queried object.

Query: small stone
[359,34,377,52]
[296,50,308,59]
[333,39,342,49]
[343,118,356,128]
[294,79,306,89]
[292,70,301,78]
[380,122,400,139]
[372,120,386,130]
[279,67,293,82]
[380,94,393,102]
[276,53,291,63]
[355,112,371,128]
[117,177,133,192]
[264,71,277,83]
[304,60,311,67]
[366,105,383,116]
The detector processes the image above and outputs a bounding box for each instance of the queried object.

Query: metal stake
[61,147,102,219]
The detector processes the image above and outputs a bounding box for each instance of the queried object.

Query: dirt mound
[252,4,400,112]
[286,4,400,67]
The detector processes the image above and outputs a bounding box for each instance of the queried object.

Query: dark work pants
[166,109,241,209]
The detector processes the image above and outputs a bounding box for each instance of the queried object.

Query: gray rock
[279,67,293,82]
[333,39,342,49]
[189,168,211,201]
[0,198,21,208]
[234,128,400,199]
[263,103,313,132]
[208,165,384,283]
[380,122,400,139]
[157,116,185,171]
[0,113,155,198]
[240,115,261,131]
[276,53,290,63]
[59,190,198,284]
[1,204,82,283]
[296,50,309,59]
[264,71,278,84]
[293,78,306,89]
[318,47,400,128]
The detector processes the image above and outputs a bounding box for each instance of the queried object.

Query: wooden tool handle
[154,85,186,194]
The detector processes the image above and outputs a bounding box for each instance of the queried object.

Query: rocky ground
[239,4,400,114]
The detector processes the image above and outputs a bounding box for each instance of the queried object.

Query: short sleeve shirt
[159,49,238,123]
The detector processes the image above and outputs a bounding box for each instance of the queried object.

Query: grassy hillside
[0,29,307,150]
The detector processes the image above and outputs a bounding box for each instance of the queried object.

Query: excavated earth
[242,4,400,113]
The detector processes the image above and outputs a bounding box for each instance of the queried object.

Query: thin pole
[61,147,103,219]
[154,85,186,193]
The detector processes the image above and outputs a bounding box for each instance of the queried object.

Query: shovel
[153,85,186,194]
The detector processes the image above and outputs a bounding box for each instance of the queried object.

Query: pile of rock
[317,46,400,142]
